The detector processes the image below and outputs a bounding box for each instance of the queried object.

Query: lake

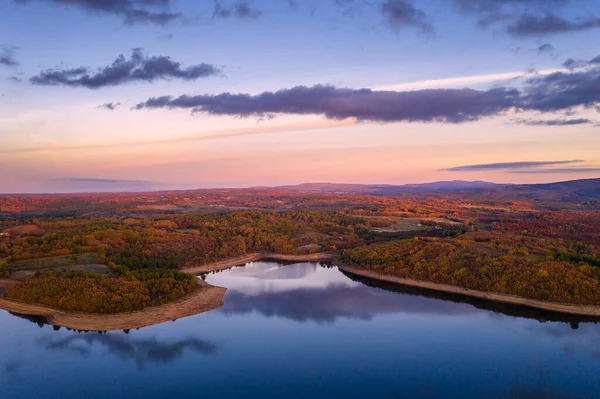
[2,261,600,399]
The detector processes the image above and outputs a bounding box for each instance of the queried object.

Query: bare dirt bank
[0,281,226,331]
[338,265,600,317]
[182,252,334,275]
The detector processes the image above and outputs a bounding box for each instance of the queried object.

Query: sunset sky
[1,0,600,193]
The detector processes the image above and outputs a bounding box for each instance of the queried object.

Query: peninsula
[1,180,600,330]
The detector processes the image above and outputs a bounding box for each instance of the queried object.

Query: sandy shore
[182,252,334,275]
[3,252,600,328]
[0,253,333,331]
[338,264,600,317]
[0,281,226,331]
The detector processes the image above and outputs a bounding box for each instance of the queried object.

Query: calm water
[2,261,600,399]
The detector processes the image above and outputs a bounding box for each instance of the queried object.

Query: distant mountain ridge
[489,178,600,201]
[3,179,600,202]
[272,179,600,201]
[274,180,503,194]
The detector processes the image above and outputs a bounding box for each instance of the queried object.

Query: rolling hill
[273,179,600,201]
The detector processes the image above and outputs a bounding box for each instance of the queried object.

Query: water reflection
[10,312,50,328]
[508,385,594,399]
[340,269,600,325]
[4,361,20,375]
[206,261,600,326]
[2,261,600,399]
[524,322,600,363]
[206,261,478,323]
[205,261,349,294]
[220,284,479,323]
[39,334,219,369]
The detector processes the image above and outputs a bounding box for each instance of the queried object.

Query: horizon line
[1,177,599,196]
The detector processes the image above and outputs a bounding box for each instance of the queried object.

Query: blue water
[2,261,600,399]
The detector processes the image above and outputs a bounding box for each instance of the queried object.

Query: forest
[2,188,600,311]
[0,210,371,313]
[0,211,369,267]
[342,227,600,305]
[7,269,197,313]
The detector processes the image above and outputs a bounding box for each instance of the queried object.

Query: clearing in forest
[7,253,111,281]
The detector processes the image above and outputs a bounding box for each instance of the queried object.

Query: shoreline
[5,252,598,330]
[0,252,334,331]
[0,280,226,331]
[337,264,600,317]
[181,252,335,275]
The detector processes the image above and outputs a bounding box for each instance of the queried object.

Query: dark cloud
[135,85,520,123]
[0,45,19,67]
[13,0,181,25]
[444,160,584,172]
[514,118,593,126]
[537,42,554,54]
[561,53,600,70]
[454,0,568,14]
[562,58,588,70]
[380,0,434,34]
[521,64,600,112]
[508,13,600,36]
[453,1,600,38]
[98,102,121,110]
[134,52,600,122]
[31,48,221,89]
[512,42,555,56]
[453,0,569,28]
[213,1,263,19]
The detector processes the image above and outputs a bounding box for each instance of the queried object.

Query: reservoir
[2,261,600,399]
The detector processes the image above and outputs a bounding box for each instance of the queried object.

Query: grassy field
[9,253,103,271]
[175,229,198,234]
[4,224,45,236]
[371,219,428,233]
[362,216,462,233]
[8,253,111,281]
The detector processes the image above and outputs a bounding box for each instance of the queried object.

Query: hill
[274,180,501,195]
[471,178,600,202]
[274,179,600,202]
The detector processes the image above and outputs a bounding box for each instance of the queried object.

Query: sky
[1,0,600,193]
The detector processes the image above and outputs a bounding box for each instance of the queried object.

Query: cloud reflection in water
[207,261,478,323]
